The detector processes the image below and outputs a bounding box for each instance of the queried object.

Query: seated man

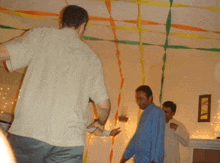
[162,101,190,163]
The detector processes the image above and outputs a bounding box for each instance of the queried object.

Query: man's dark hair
[61,5,89,29]
[163,101,177,113]
[136,85,153,98]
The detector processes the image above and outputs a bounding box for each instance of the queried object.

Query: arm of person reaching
[171,122,190,147]
[90,99,111,135]
[0,129,16,163]
[87,119,121,136]
[0,44,10,60]
[96,98,111,125]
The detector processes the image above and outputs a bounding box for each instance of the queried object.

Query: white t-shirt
[3,27,109,147]
[164,118,190,163]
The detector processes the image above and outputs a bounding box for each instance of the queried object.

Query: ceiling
[0,0,219,73]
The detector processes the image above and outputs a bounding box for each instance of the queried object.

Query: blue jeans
[9,134,84,163]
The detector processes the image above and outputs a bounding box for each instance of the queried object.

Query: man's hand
[92,127,104,136]
[87,119,104,131]
[110,127,121,136]
[170,123,178,130]
[120,157,128,163]
[87,119,104,136]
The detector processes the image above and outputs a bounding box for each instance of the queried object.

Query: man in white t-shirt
[162,101,190,163]
[0,5,111,163]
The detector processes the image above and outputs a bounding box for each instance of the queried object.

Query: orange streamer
[0,7,218,35]
[109,149,114,163]
[105,1,124,162]
[89,16,111,21]
[16,10,59,16]
[117,93,121,107]
[125,20,160,25]
[0,7,8,11]
[214,31,220,34]
[171,24,208,32]
[114,110,119,125]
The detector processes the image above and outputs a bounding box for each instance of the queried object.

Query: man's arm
[171,122,190,147]
[0,44,10,60]
[96,98,111,125]
[120,133,137,162]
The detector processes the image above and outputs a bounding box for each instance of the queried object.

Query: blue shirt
[123,103,165,163]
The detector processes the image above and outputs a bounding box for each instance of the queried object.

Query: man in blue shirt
[120,85,165,163]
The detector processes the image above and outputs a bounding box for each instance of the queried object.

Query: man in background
[0,5,110,163]
[120,85,165,163]
[162,101,190,163]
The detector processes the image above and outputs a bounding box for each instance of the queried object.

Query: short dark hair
[163,101,176,113]
[136,85,153,98]
[61,5,89,29]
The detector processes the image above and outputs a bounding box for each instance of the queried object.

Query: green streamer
[0,25,17,30]
[0,25,28,31]
[84,36,103,41]
[170,0,173,7]
[1,25,219,52]
[159,4,172,105]
[166,10,172,36]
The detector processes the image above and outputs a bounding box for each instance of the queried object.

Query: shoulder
[171,118,185,126]
[152,105,165,116]
[23,27,55,39]
[77,41,101,62]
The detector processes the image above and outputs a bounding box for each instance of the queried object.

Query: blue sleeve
[123,133,137,159]
[150,111,165,163]
[137,110,165,163]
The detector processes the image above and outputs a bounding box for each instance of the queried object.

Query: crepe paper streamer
[88,21,220,40]
[83,102,98,163]
[137,0,145,85]
[171,24,208,32]
[92,0,220,12]
[1,10,49,19]
[159,0,172,105]
[168,33,219,40]
[0,7,8,11]
[1,24,219,52]
[65,0,69,5]
[1,7,219,35]
[83,133,93,163]
[214,31,220,34]
[16,10,59,17]
[105,1,125,162]
[201,6,220,12]
[89,16,219,34]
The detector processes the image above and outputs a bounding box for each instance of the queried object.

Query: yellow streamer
[91,0,220,12]
[201,7,220,12]
[167,32,219,40]
[90,22,220,40]
[65,0,69,5]
[137,0,145,86]
[1,10,46,19]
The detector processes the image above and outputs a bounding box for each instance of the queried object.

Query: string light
[210,99,220,138]
[191,130,215,139]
